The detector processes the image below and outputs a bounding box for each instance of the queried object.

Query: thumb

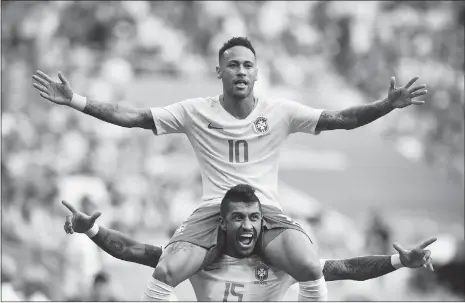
[393,243,406,254]
[58,71,69,84]
[90,212,102,223]
[390,77,396,90]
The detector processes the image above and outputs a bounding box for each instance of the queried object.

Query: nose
[237,65,246,77]
[242,217,253,230]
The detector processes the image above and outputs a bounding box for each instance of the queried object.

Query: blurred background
[1,1,464,301]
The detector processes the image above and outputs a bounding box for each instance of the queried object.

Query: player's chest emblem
[253,116,269,135]
[254,263,269,285]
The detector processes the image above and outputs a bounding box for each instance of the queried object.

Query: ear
[216,66,221,79]
[219,216,226,231]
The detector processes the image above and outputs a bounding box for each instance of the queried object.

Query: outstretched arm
[315,76,427,132]
[62,201,162,268]
[322,255,396,281]
[91,225,162,268]
[32,70,155,129]
[321,238,436,282]
[82,101,154,129]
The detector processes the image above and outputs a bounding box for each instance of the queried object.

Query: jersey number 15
[223,282,244,301]
[228,140,249,163]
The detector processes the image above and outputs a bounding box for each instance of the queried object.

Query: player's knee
[153,263,178,287]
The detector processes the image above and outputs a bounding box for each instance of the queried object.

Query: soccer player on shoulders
[33,37,427,301]
[62,184,435,301]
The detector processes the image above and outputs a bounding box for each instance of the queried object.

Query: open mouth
[234,80,248,88]
[238,233,254,247]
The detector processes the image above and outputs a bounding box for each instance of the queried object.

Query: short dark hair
[220,184,261,217]
[218,37,256,63]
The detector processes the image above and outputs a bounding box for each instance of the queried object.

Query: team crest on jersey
[254,264,269,284]
[253,116,269,135]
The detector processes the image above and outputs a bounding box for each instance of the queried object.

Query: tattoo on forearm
[84,101,121,123]
[323,256,395,282]
[83,100,153,129]
[340,98,394,129]
[92,227,132,261]
[144,244,163,267]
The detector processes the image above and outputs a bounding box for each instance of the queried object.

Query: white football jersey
[189,255,326,301]
[151,95,322,209]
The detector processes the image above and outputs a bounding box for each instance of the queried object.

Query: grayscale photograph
[2,1,464,301]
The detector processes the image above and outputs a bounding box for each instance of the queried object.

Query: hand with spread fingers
[32,70,74,105]
[393,237,436,271]
[387,76,428,109]
[62,200,101,234]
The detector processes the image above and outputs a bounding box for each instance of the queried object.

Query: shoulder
[178,96,218,112]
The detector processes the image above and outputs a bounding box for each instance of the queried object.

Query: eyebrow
[227,60,254,64]
[231,212,261,216]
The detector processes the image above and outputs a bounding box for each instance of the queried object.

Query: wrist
[391,254,404,269]
[85,224,99,238]
[384,97,396,110]
[69,93,87,111]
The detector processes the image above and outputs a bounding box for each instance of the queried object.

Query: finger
[393,243,407,254]
[36,70,54,83]
[58,71,69,84]
[410,90,427,98]
[418,237,437,249]
[390,77,396,90]
[39,92,53,102]
[409,84,426,93]
[66,215,72,224]
[423,250,431,260]
[411,100,425,105]
[427,257,434,271]
[90,212,102,222]
[404,76,419,89]
[33,83,49,94]
[32,75,49,87]
[423,257,433,271]
[62,200,78,214]
[64,225,73,234]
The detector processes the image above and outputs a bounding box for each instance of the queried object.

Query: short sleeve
[150,101,189,135]
[285,100,323,135]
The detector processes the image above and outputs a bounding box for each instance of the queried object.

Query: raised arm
[315,76,427,132]
[321,238,436,282]
[32,70,154,129]
[62,201,162,268]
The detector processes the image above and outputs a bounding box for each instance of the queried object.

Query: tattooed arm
[31,70,154,129]
[62,200,162,268]
[315,98,394,132]
[90,226,162,268]
[315,76,428,132]
[322,255,396,282]
[82,101,155,129]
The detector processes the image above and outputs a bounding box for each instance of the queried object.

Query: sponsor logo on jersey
[254,263,269,285]
[253,116,269,135]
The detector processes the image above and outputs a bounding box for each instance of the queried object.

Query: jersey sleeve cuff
[150,107,166,136]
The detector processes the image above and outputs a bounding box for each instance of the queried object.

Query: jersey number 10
[228,140,249,163]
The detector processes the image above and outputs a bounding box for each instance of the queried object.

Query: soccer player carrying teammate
[32,37,428,301]
[62,184,435,301]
